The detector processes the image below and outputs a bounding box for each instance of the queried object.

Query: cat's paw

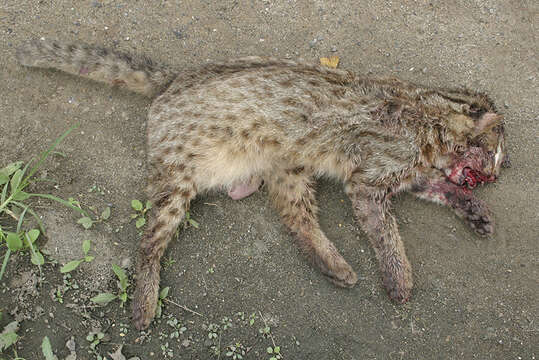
[381,261,413,303]
[460,197,494,236]
[325,260,358,288]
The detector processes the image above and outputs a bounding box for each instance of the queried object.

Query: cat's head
[444,98,509,189]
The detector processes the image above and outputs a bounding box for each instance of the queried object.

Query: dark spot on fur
[225,114,237,121]
[180,189,192,198]
[295,137,307,146]
[282,97,298,107]
[240,129,250,139]
[331,88,346,98]
[287,166,304,175]
[410,182,427,193]
[169,208,179,216]
[242,108,255,115]
[176,145,184,153]
[152,220,165,234]
[279,79,293,88]
[176,163,186,171]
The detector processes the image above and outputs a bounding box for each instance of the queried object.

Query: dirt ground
[1,1,537,359]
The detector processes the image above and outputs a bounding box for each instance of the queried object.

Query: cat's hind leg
[267,167,358,287]
[133,165,197,330]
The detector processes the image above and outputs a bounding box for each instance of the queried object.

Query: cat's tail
[16,39,177,98]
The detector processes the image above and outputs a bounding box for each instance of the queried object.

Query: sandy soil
[0,1,537,359]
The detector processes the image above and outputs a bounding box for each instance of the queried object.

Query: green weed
[0,125,85,280]
[155,286,170,319]
[76,205,111,230]
[41,336,58,360]
[130,199,151,229]
[59,239,95,273]
[0,321,19,353]
[226,342,246,359]
[90,264,129,307]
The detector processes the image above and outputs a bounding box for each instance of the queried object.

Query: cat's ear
[473,113,503,136]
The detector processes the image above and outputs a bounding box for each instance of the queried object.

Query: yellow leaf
[319,56,339,69]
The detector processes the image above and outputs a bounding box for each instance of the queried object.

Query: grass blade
[0,248,11,281]
[11,201,46,234]
[16,206,29,232]
[27,193,88,216]
[23,124,79,185]
[1,183,8,204]
[25,232,44,266]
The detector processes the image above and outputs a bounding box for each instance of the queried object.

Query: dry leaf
[320,56,340,69]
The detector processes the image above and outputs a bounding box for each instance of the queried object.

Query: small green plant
[259,325,271,337]
[86,331,105,351]
[161,341,173,358]
[76,205,111,229]
[0,321,19,352]
[258,312,284,360]
[130,199,151,229]
[62,273,79,290]
[207,323,220,340]
[59,239,95,273]
[249,312,257,326]
[0,125,85,280]
[90,264,129,307]
[42,336,58,360]
[88,184,105,196]
[226,342,246,359]
[53,287,64,304]
[267,346,282,360]
[1,226,42,280]
[155,286,170,318]
[166,317,187,339]
[221,316,233,330]
[163,256,176,269]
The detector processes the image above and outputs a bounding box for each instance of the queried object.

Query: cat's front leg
[345,183,413,303]
[410,171,494,236]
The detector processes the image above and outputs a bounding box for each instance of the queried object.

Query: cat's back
[147,57,364,143]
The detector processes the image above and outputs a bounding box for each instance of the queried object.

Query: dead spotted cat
[16,39,509,330]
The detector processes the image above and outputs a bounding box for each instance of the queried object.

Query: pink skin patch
[227,178,263,200]
[79,67,90,75]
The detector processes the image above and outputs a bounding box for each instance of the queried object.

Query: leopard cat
[16,39,509,330]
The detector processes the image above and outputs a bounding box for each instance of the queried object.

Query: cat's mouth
[461,167,495,189]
